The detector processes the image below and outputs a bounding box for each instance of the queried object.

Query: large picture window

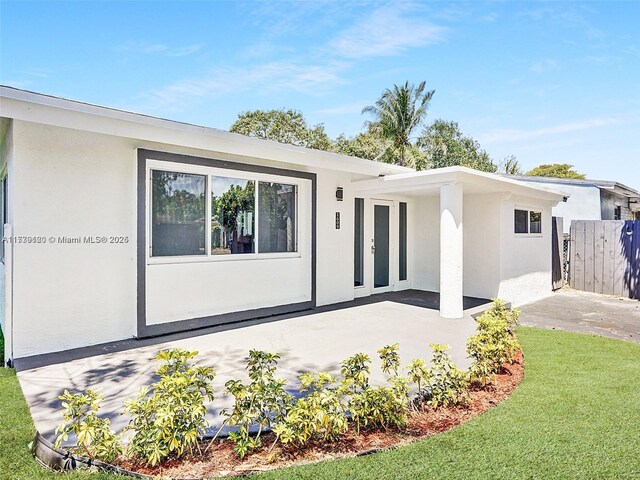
[150,167,299,258]
[152,171,206,256]
[211,177,255,254]
[258,182,297,253]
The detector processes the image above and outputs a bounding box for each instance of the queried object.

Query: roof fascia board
[0,87,410,177]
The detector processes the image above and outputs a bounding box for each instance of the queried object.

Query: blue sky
[2,1,639,187]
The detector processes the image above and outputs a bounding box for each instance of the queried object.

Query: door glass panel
[399,202,407,281]
[354,198,364,287]
[374,205,390,288]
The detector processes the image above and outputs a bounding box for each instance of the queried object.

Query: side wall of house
[10,120,138,358]
[600,189,634,220]
[498,194,554,306]
[0,119,12,361]
[463,193,502,300]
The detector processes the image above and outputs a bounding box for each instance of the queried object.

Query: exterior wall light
[336,187,343,201]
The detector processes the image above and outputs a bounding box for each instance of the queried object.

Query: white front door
[372,200,393,293]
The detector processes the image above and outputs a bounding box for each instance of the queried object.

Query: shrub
[123,349,215,466]
[467,299,521,386]
[54,389,122,462]
[416,344,469,408]
[273,372,348,447]
[221,350,292,458]
[341,347,409,433]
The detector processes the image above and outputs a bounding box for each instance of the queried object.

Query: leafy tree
[362,80,435,167]
[230,109,333,151]
[526,163,586,179]
[499,155,523,175]
[334,128,387,162]
[418,120,497,173]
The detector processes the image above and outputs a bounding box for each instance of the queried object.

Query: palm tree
[362,81,435,167]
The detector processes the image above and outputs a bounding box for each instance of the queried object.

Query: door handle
[371,245,376,254]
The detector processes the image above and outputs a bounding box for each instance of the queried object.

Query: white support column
[440,183,463,318]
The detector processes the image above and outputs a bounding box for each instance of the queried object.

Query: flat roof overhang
[352,166,567,204]
[0,85,411,178]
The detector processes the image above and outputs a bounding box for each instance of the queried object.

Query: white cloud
[479,118,621,144]
[117,42,202,57]
[330,4,448,58]
[530,59,560,73]
[136,61,347,111]
[315,101,366,116]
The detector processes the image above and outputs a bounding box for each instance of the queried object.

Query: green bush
[341,346,409,433]
[273,372,348,446]
[123,349,215,466]
[54,389,122,462]
[413,344,469,408]
[221,350,292,458]
[467,299,521,386]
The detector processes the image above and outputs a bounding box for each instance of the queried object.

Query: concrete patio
[15,290,489,441]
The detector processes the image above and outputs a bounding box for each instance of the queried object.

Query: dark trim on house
[136,148,317,339]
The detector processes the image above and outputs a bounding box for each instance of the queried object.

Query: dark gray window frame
[137,149,317,338]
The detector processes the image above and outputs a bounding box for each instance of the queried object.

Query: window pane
[354,198,364,287]
[399,202,407,281]
[211,177,255,254]
[258,182,297,253]
[152,171,206,256]
[514,209,528,234]
[530,211,542,234]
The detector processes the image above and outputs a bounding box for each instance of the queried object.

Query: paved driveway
[519,289,640,343]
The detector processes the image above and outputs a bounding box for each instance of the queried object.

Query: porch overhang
[352,167,566,319]
[352,166,567,203]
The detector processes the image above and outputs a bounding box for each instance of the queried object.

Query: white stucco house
[0,86,565,364]
[509,175,640,234]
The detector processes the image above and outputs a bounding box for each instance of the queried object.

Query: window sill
[148,252,302,265]
[514,233,543,238]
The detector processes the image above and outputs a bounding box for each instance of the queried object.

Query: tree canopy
[362,81,435,167]
[229,82,522,175]
[499,155,523,175]
[229,109,333,151]
[418,120,497,173]
[526,163,586,179]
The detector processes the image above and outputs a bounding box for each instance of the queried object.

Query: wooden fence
[569,220,640,299]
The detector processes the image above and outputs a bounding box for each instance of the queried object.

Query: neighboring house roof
[505,174,640,199]
[0,85,565,203]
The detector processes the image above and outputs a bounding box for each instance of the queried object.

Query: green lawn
[1,327,639,480]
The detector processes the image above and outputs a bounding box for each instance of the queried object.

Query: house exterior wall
[463,193,502,300]
[6,120,364,358]
[0,119,13,363]
[521,182,601,234]
[498,195,554,306]
[411,196,440,293]
[599,189,634,220]
[315,168,355,306]
[10,120,138,358]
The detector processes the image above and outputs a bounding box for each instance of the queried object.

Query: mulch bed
[117,351,524,479]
